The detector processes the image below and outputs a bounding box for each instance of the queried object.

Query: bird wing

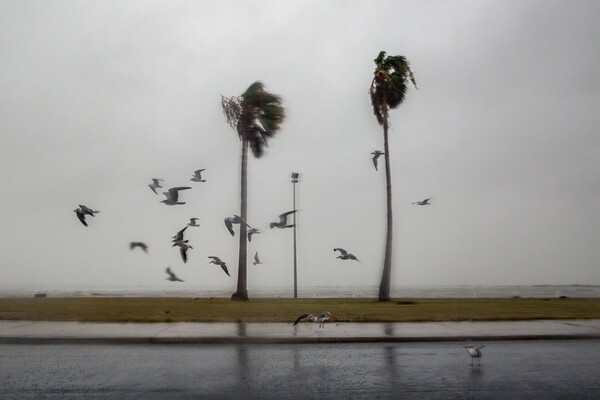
[333,248,347,255]
[194,169,205,177]
[141,243,148,252]
[130,242,136,249]
[279,210,296,223]
[293,313,313,326]
[149,185,158,194]
[221,263,230,276]
[224,218,235,236]
[168,187,191,201]
[174,226,187,241]
[75,210,87,226]
[208,256,221,263]
[254,252,259,262]
[180,247,188,263]
[372,155,379,171]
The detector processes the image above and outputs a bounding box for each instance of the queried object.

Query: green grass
[1,297,600,323]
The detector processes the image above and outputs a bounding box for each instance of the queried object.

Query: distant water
[1,285,599,298]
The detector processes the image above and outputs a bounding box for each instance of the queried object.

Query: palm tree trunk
[378,121,393,302]
[231,139,249,301]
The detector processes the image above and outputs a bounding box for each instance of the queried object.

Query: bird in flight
[371,150,384,171]
[129,242,148,253]
[270,210,296,229]
[247,227,260,242]
[74,205,100,227]
[333,248,360,262]
[253,252,262,266]
[465,345,485,367]
[148,178,164,194]
[175,242,193,263]
[161,187,192,205]
[171,226,188,246]
[208,256,230,276]
[190,169,206,182]
[293,312,335,328]
[165,267,184,282]
[224,215,248,237]
[187,218,200,227]
[412,197,432,206]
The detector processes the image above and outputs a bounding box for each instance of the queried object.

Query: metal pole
[291,172,299,299]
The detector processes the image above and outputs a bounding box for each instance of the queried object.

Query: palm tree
[221,81,286,301]
[369,51,417,302]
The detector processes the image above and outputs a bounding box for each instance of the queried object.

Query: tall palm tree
[369,51,417,302]
[221,81,286,301]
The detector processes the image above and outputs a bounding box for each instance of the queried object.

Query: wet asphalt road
[1,340,599,399]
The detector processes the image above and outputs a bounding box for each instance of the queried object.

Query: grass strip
[1,297,599,323]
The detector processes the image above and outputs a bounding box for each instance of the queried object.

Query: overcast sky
[1,0,599,294]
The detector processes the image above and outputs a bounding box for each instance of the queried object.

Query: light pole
[291,172,299,299]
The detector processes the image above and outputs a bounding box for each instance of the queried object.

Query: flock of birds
[73,168,307,282]
[74,156,432,281]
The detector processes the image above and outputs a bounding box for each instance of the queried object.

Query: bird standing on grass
[465,345,484,366]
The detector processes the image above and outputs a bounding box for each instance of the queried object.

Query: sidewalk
[1,320,600,344]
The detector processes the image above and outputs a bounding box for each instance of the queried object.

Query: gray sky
[1,0,599,293]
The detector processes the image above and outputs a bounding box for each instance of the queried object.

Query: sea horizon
[1,284,599,299]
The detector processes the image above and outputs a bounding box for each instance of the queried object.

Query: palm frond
[222,81,285,158]
[369,52,416,126]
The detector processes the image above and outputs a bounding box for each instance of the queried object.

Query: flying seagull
[371,150,384,171]
[253,251,262,266]
[74,208,88,226]
[165,267,184,282]
[176,242,193,263]
[79,205,100,217]
[247,227,260,242]
[208,256,230,276]
[224,215,247,237]
[129,242,148,253]
[148,178,164,194]
[333,248,360,261]
[293,312,335,328]
[171,226,188,246]
[187,218,200,227]
[161,187,192,205]
[270,210,296,229]
[74,205,99,227]
[465,345,485,366]
[412,197,432,206]
[190,169,206,182]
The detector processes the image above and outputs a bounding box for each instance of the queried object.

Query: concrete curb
[2,334,600,345]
